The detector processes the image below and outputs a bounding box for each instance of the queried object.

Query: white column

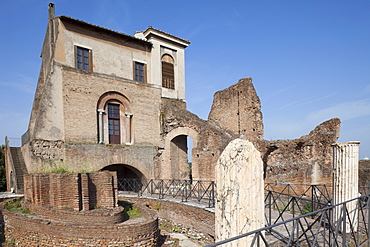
[97,109,105,143]
[124,112,133,144]
[216,139,264,246]
[333,141,360,233]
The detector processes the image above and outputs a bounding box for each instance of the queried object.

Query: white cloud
[279,93,336,110]
[306,99,370,124]
[0,81,34,94]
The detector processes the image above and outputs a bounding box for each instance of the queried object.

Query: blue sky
[1,0,370,159]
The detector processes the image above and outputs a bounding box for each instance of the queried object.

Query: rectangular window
[134,62,146,82]
[108,104,120,144]
[76,46,92,71]
[162,62,175,89]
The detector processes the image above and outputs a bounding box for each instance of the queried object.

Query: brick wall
[62,68,162,146]
[2,203,158,246]
[122,196,215,238]
[28,204,125,224]
[24,172,118,211]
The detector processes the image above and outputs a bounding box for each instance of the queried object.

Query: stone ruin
[161,77,340,187]
[2,171,159,246]
[216,139,264,246]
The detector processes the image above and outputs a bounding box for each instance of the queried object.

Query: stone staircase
[9,147,27,193]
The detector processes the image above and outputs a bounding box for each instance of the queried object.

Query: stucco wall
[56,18,152,82]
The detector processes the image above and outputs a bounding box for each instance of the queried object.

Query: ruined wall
[260,118,340,187]
[24,171,118,211]
[162,78,340,184]
[3,202,158,246]
[359,159,370,189]
[160,103,234,180]
[208,78,264,144]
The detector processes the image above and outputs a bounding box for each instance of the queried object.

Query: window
[162,55,175,89]
[97,92,133,145]
[108,104,120,144]
[76,46,92,71]
[134,62,146,82]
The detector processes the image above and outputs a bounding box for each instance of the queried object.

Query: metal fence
[118,178,216,207]
[206,193,370,246]
[118,179,370,246]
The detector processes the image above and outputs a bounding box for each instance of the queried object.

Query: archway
[170,135,189,180]
[101,164,144,191]
[163,127,199,180]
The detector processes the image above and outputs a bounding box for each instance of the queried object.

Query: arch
[161,54,174,64]
[97,92,133,144]
[101,164,145,191]
[161,127,200,180]
[161,54,175,89]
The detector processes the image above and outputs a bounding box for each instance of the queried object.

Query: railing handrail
[118,179,334,209]
[206,193,370,246]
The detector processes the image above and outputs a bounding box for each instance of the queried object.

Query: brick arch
[165,127,199,149]
[97,92,133,144]
[95,157,150,182]
[161,127,200,180]
[101,163,146,191]
[97,91,132,113]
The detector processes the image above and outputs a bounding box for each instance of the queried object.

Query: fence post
[159,180,164,199]
[311,185,316,212]
[182,180,188,203]
[342,203,347,247]
[268,191,272,230]
[210,181,215,208]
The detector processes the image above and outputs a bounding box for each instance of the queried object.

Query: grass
[126,206,141,218]
[4,198,34,215]
[119,201,142,218]
[50,168,70,173]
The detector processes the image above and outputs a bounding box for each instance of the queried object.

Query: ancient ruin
[332,142,360,232]
[2,3,349,246]
[215,139,264,246]
[3,171,159,246]
[4,4,340,192]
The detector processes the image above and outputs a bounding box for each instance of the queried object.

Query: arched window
[161,54,175,89]
[97,92,133,144]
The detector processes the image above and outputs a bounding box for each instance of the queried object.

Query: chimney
[48,2,55,19]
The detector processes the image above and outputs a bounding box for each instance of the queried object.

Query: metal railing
[118,180,333,211]
[206,193,370,246]
[206,184,368,246]
[265,183,332,221]
[119,179,370,246]
[118,178,216,207]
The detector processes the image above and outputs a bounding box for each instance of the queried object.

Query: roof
[142,26,191,47]
[57,15,153,47]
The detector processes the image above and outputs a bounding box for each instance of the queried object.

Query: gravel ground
[158,218,214,246]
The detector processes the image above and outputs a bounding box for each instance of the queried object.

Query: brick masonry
[2,202,159,246]
[162,78,340,186]
[121,196,215,238]
[24,172,118,211]
[2,172,160,246]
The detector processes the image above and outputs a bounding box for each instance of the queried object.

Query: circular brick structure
[2,200,159,246]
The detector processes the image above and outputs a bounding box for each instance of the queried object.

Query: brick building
[5,4,192,192]
[5,4,340,193]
